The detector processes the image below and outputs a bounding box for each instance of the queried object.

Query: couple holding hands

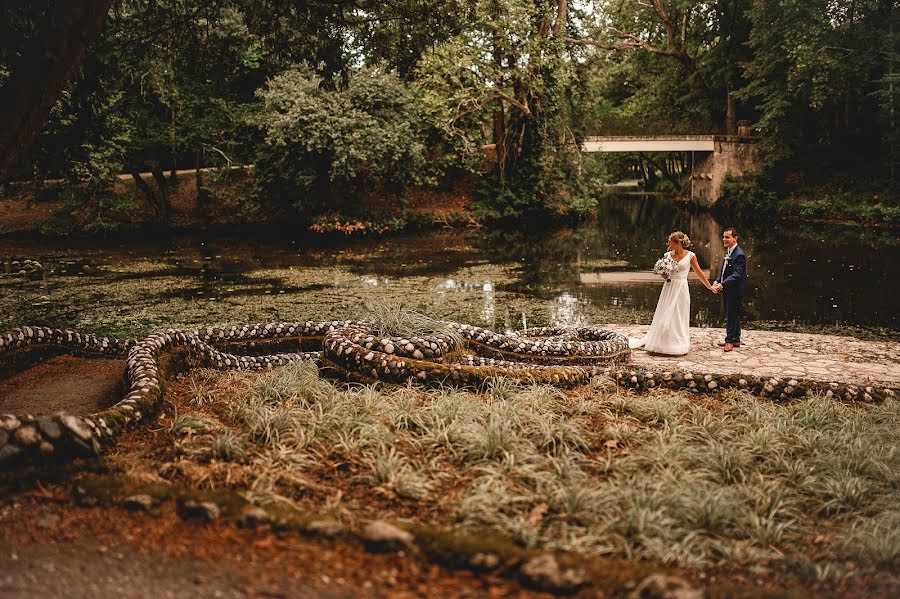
[629,227,748,356]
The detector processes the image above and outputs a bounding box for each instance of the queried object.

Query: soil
[0,496,558,599]
[0,356,124,415]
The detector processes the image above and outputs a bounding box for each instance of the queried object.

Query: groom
[712,227,747,352]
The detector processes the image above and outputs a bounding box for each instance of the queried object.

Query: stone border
[2,321,897,467]
[64,472,714,596]
[604,367,897,402]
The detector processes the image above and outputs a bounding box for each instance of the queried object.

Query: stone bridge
[582,135,762,204]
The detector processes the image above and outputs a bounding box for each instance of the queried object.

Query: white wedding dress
[629,251,693,355]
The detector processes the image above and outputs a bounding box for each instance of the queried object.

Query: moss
[70,473,249,516]
[0,458,107,494]
[406,523,530,570]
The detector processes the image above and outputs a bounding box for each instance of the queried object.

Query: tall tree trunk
[726,84,736,135]
[131,170,163,222]
[493,101,507,174]
[150,164,172,220]
[0,0,113,182]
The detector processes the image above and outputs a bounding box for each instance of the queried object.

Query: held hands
[711,282,723,294]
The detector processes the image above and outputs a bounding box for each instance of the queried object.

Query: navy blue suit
[714,244,748,343]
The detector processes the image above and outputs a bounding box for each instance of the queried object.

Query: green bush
[252,67,435,218]
[798,199,829,218]
[877,206,900,224]
[717,176,780,219]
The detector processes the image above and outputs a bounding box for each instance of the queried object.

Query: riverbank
[0,169,480,238]
[715,176,899,228]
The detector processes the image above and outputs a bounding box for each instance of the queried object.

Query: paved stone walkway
[604,325,900,388]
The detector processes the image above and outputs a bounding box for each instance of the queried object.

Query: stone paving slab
[603,325,900,388]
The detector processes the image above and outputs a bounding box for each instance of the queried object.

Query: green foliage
[252,66,433,216]
[794,195,900,224]
[717,176,780,219]
[739,0,895,180]
[4,0,896,228]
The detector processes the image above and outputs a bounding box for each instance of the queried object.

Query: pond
[1,196,897,340]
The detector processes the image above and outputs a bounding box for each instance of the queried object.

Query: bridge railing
[580,116,723,137]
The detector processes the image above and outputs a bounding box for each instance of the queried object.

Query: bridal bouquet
[652,255,678,281]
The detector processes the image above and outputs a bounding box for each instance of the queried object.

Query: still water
[1,196,897,338]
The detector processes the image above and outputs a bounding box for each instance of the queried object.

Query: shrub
[252,66,435,218]
[717,176,780,219]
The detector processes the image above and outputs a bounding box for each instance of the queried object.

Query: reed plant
[164,362,899,575]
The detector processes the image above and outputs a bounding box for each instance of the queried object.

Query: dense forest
[0,0,897,228]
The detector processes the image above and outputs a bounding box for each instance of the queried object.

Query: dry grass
[159,363,900,578]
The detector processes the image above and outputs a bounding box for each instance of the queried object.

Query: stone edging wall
[1,322,897,467]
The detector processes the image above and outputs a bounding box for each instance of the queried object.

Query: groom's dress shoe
[717,341,740,347]
[724,343,734,352]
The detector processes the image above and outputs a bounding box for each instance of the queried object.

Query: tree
[252,67,431,217]
[417,0,584,219]
[0,0,114,182]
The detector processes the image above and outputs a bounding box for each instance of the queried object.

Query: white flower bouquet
[652,255,678,281]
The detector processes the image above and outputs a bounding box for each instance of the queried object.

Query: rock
[38,441,55,455]
[470,552,500,570]
[178,499,220,522]
[520,554,587,592]
[629,574,703,599]
[305,519,343,537]
[122,494,156,512]
[61,415,92,441]
[36,417,62,441]
[14,425,40,446]
[0,443,23,463]
[0,415,20,431]
[237,506,270,528]
[360,520,414,550]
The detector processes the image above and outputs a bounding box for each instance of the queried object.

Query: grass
[142,363,900,580]
[365,297,464,350]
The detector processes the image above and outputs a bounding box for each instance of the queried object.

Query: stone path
[604,325,900,388]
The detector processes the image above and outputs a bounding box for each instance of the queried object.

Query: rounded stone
[360,520,414,550]
[0,443,23,463]
[36,417,62,441]
[122,494,157,512]
[305,519,343,537]
[521,554,587,592]
[14,425,40,446]
[238,506,271,528]
[0,415,21,431]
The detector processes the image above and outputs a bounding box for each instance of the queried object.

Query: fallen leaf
[528,503,548,527]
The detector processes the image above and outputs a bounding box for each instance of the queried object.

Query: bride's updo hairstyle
[668,231,692,249]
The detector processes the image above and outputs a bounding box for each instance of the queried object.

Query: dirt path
[0,356,123,416]
[0,498,559,599]
[605,325,900,387]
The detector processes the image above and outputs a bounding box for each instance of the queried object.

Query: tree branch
[489,89,532,118]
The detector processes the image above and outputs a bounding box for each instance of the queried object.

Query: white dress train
[629,251,693,356]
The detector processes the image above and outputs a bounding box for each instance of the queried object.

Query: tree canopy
[0,0,896,219]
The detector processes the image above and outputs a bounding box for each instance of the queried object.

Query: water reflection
[472,196,898,329]
[1,195,896,332]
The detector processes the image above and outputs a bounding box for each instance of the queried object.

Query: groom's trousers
[724,292,743,343]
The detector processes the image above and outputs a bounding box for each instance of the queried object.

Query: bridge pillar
[691,138,762,204]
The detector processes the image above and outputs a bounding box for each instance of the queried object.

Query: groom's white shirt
[723,245,735,268]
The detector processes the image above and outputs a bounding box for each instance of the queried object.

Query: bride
[629,231,716,356]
